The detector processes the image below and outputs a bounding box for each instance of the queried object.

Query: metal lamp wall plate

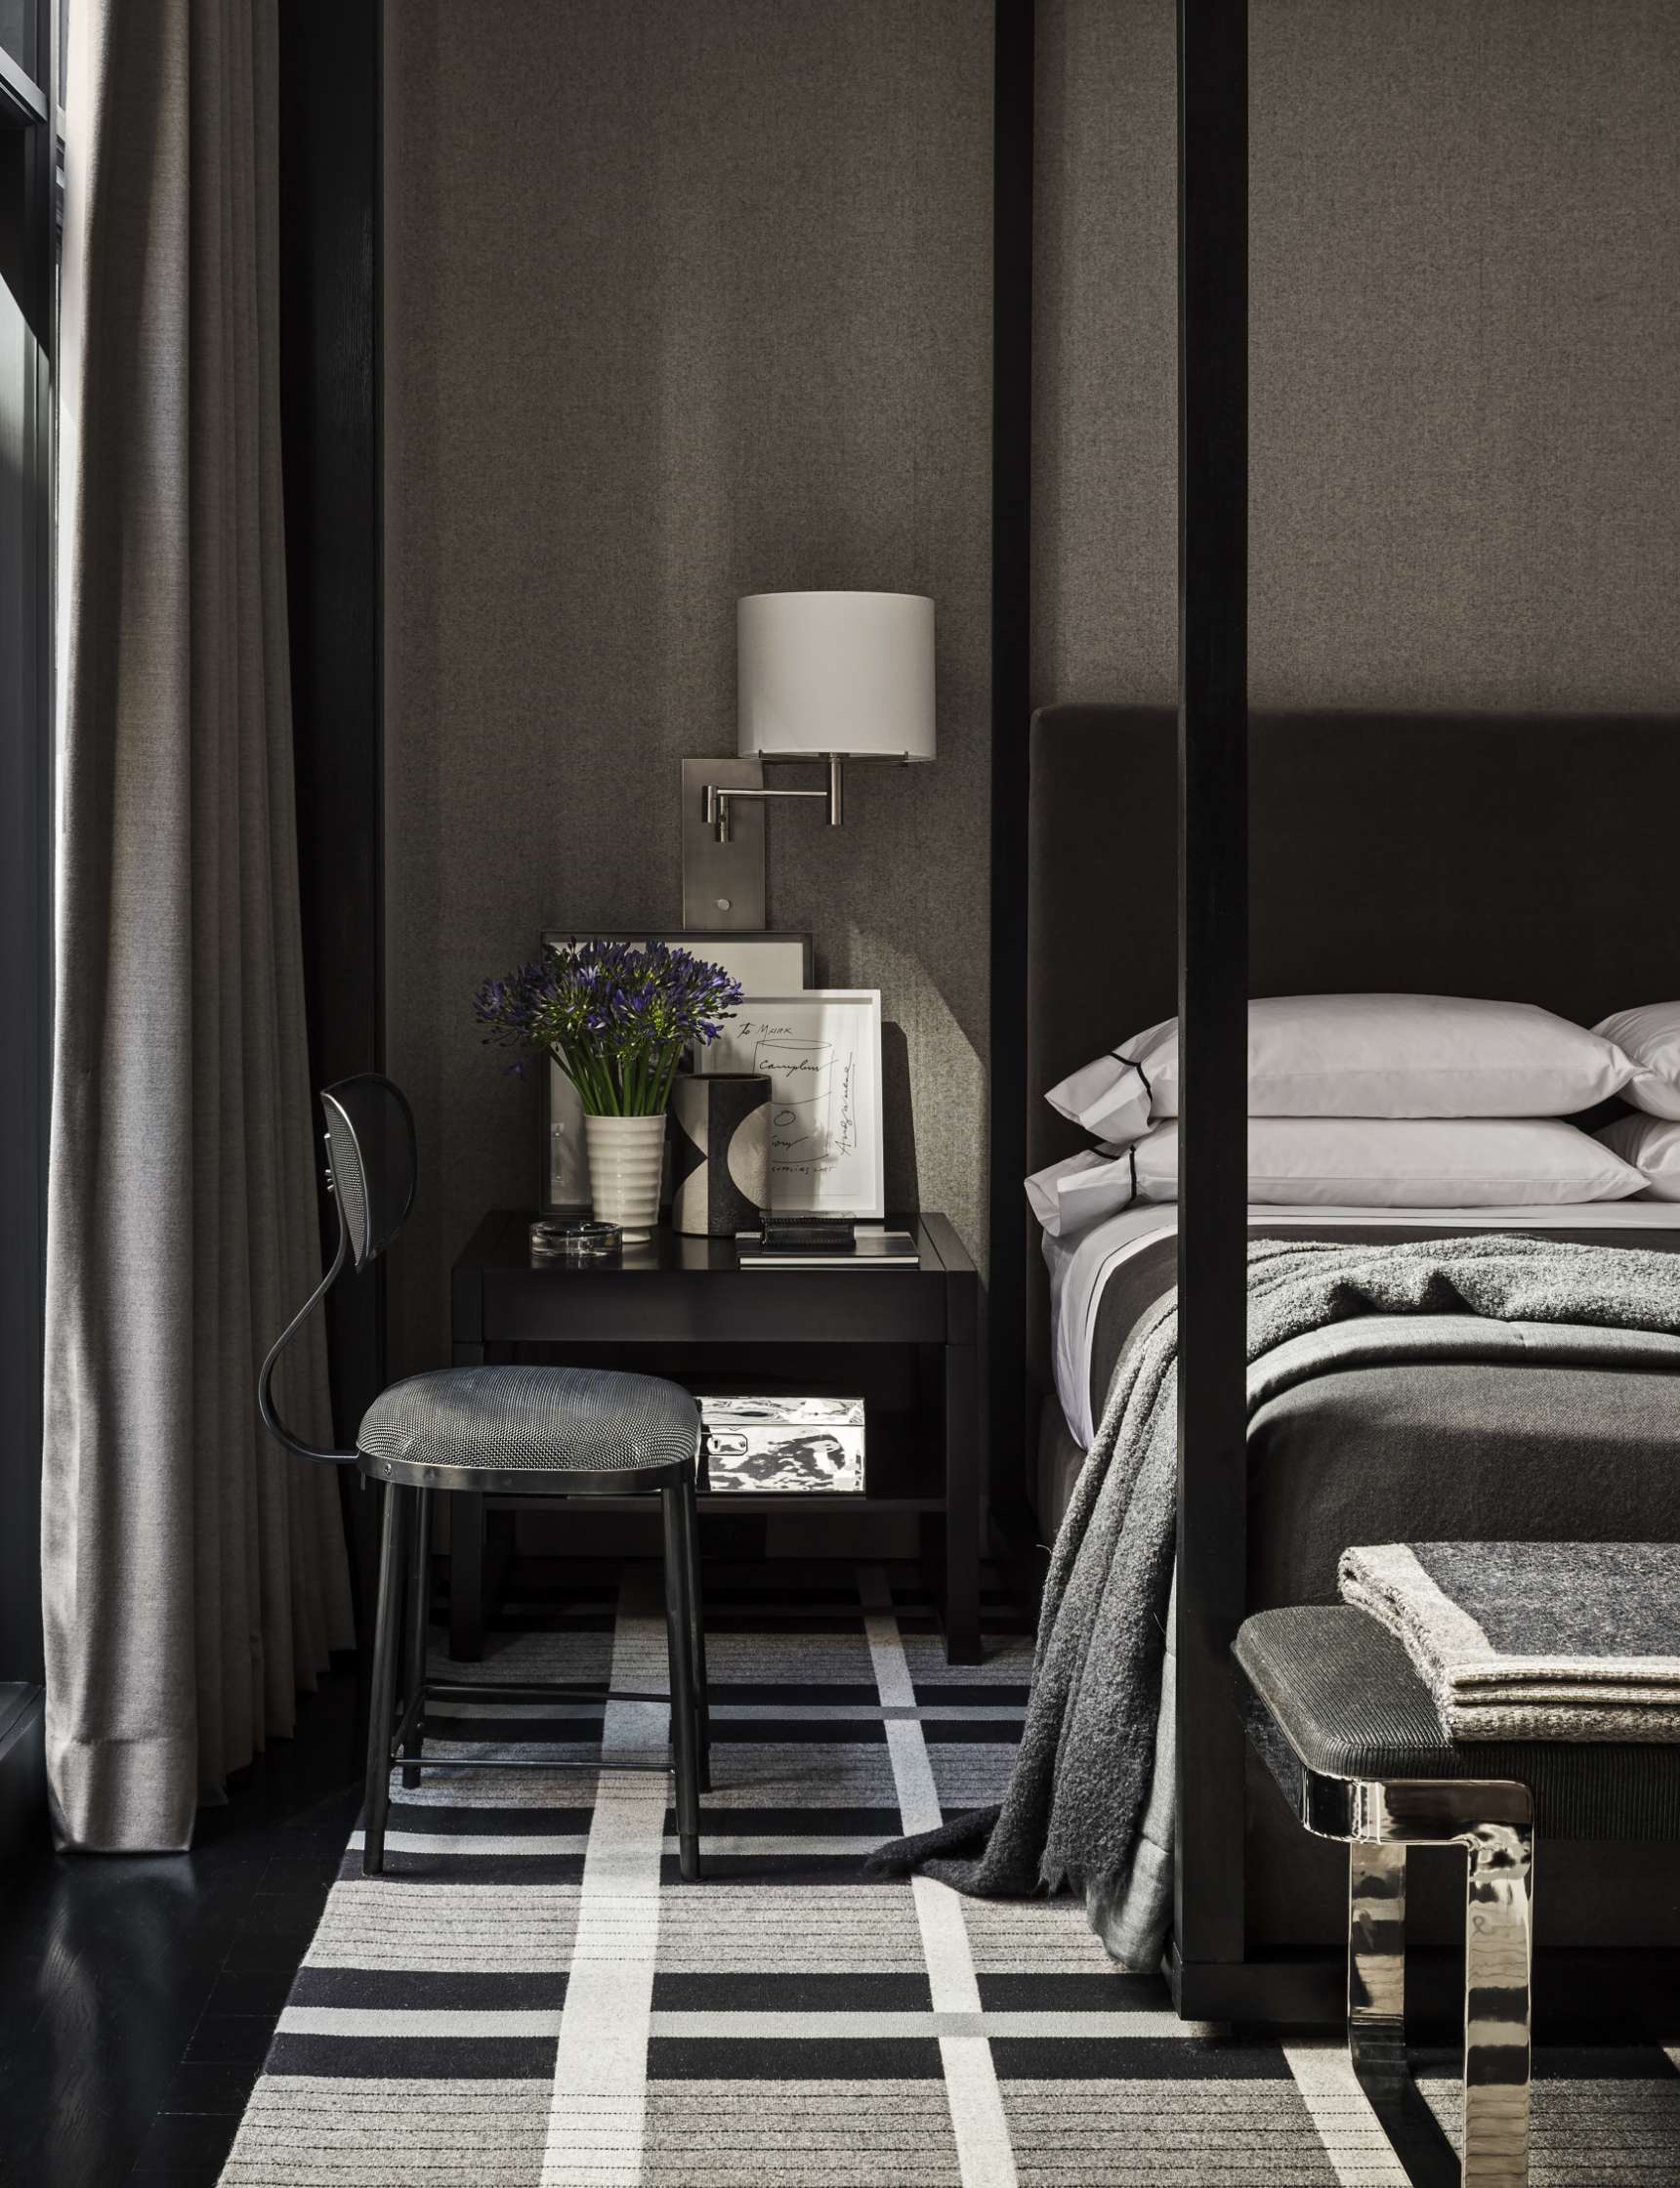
[682,758,767,930]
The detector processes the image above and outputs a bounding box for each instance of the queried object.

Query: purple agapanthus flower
[473,939,744,1115]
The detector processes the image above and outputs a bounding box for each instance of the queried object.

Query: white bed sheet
[1046,1198,1680,1451]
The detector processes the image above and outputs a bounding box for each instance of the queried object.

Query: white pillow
[1597,1114,1680,1199]
[1041,1050,1154,1147]
[1026,1115,1645,1234]
[1025,1148,1146,1238]
[1594,1004,1680,1120]
[1046,995,1638,1140]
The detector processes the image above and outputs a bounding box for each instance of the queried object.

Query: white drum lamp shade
[737,592,936,763]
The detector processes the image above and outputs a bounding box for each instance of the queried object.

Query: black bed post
[989,0,1036,1544]
[1172,0,1249,2008]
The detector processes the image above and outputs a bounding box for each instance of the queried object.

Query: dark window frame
[0,0,56,1685]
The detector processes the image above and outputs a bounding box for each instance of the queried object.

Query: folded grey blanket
[1340,1540,1680,1742]
[866,1235,1680,1953]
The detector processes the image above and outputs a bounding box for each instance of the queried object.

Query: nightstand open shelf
[448,1209,981,1660]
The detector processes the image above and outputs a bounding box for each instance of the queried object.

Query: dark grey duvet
[890,1233,1680,1970]
[1034,1222,1680,1562]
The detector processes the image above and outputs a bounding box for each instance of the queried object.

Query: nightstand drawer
[480,1266,950,1345]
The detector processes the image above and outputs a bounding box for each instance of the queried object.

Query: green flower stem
[552,1038,688,1118]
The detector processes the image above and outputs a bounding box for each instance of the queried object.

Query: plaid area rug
[220,1563,1680,2186]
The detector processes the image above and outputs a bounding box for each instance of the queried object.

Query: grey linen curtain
[43,0,355,1851]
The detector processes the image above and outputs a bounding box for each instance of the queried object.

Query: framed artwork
[539,931,813,1206]
[697,989,885,1218]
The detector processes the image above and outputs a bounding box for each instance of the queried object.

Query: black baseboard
[0,1682,47,1865]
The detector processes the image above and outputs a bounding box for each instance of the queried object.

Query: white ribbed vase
[583,1112,667,1242]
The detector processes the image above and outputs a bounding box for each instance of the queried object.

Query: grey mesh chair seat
[1237,1605,1680,1842]
[357,1365,700,1490]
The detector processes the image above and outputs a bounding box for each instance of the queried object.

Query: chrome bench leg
[1349,1839,1407,2105]
[1342,1782,1533,2188]
[1461,1819,1533,2187]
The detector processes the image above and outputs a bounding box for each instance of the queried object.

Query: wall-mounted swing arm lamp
[682,590,936,929]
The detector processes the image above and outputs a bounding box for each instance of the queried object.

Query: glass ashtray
[529,1218,622,1264]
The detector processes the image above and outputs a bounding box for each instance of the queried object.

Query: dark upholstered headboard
[1025,703,1680,1396]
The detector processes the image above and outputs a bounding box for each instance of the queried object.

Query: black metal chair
[257,1073,708,1880]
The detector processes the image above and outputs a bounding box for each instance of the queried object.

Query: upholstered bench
[1234,1605,1680,2188]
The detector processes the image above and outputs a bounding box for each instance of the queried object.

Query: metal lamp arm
[704,758,845,841]
[257,1191,357,1466]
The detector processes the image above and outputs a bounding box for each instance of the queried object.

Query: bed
[1026,701,1680,2025]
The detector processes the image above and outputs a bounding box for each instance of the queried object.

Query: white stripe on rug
[539,1570,668,2188]
[274,2004,1200,2042]
[1283,2041,1412,2186]
[430,1700,1025,1722]
[861,1564,1020,2188]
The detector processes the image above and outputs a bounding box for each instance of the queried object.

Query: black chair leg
[678,1464,711,1793]
[400,1486,434,1788]
[362,1481,409,1877]
[661,1483,702,1880]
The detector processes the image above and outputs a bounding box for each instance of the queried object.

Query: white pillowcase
[1046,994,1639,1143]
[1025,1147,1147,1238]
[1597,1113,1680,1199]
[1041,1050,1155,1147]
[1026,1115,1645,1234]
[1594,1003,1680,1120]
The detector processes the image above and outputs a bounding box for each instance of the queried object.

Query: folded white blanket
[1338,1540,1680,1743]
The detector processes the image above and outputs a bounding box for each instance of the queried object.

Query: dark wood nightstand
[447,1210,983,1662]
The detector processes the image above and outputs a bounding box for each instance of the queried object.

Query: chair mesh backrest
[320,1075,417,1268]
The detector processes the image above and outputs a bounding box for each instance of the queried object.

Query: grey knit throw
[867,1235,1680,1911]
[1340,1539,1680,1741]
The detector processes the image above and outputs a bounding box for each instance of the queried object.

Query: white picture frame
[539,931,813,1206]
[697,989,885,1219]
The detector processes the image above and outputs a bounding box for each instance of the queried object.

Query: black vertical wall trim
[277,3,384,1637]
[988,0,1034,1533]
[0,19,55,1689]
[1173,0,1249,1983]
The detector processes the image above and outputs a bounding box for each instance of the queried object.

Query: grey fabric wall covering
[382,0,993,1377]
[382,0,1680,1381]
[43,0,354,1852]
[1034,0,1680,708]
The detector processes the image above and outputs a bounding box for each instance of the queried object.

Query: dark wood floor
[0,1660,364,2188]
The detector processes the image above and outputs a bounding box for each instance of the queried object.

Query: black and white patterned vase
[669,1073,771,1237]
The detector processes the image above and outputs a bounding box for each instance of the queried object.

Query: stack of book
[735,1217,919,1270]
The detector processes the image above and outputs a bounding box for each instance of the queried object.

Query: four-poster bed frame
[1012,1,1680,2031]
[1173,0,1253,2021]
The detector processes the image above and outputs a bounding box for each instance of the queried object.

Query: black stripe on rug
[288,1968,570,2010]
[647,2037,946,2081]
[990,2036,1298,2081]
[380,1800,596,1834]
[651,1972,934,2010]
[334,1850,591,1883]
[263,2035,557,2080]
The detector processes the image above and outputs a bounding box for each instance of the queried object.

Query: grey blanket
[867,1235,1680,1956]
[1340,1539,1680,1742]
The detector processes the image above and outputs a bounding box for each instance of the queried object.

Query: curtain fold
[43,0,355,1853]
